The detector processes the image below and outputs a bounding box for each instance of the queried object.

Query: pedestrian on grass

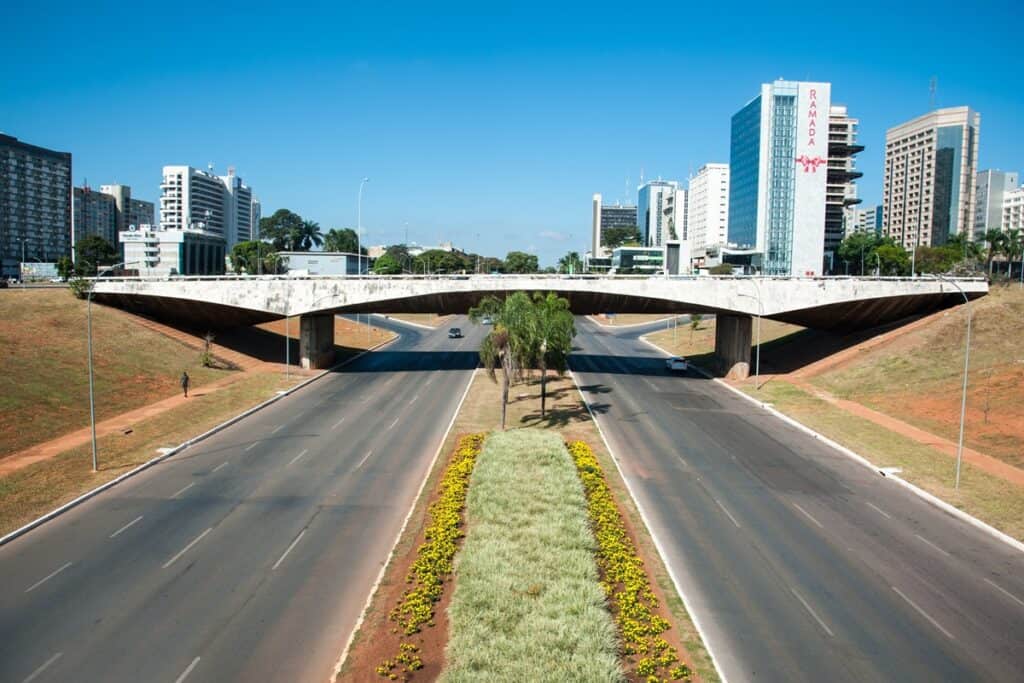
[181,371,190,398]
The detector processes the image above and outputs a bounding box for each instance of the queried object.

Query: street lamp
[927,274,972,490]
[356,177,369,335]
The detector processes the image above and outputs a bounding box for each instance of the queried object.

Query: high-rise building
[0,134,72,278]
[850,205,883,234]
[727,80,831,276]
[591,193,638,256]
[882,106,980,249]
[825,106,863,271]
[129,197,155,229]
[974,170,1019,236]
[685,163,729,253]
[1003,186,1024,233]
[72,187,117,245]
[638,180,684,248]
[159,165,258,249]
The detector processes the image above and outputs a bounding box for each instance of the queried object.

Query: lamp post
[356,177,369,334]
[928,274,972,490]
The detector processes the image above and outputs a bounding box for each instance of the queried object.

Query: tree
[708,263,735,275]
[259,209,304,251]
[294,220,324,251]
[469,293,536,429]
[914,245,960,274]
[689,313,704,340]
[1005,229,1023,280]
[505,251,539,274]
[324,227,364,254]
[373,252,402,274]
[56,256,74,281]
[528,292,576,418]
[984,228,1008,275]
[557,251,584,274]
[73,235,117,275]
[836,231,881,275]
[230,240,281,274]
[479,256,505,274]
[414,249,471,274]
[602,225,641,250]
[874,243,910,275]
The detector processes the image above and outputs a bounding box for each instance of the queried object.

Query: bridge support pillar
[300,313,335,370]
[714,314,752,380]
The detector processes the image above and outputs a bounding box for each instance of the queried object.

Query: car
[481,316,493,325]
[448,327,463,338]
[665,356,689,371]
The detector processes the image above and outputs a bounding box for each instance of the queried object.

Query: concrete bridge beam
[715,314,752,380]
[300,313,335,370]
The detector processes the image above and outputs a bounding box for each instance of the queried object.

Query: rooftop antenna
[929,76,937,110]
[624,176,630,205]
[207,162,215,173]
[639,168,645,186]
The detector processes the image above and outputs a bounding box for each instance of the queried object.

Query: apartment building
[638,180,685,248]
[825,105,864,271]
[591,193,638,256]
[685,163,729,253]
[974,170,1019,236]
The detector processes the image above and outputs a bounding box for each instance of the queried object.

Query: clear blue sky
[3,1,1021,266]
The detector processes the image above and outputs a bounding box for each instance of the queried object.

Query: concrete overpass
[92,274,987,378]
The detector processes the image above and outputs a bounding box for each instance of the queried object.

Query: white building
[882,106,980,249]
[727,80,831,276]
[1002,186,1024,233]
[975,170,1019,236]
[279,251,365,275]
[638,180,685,248]
[592,193,638,256]
[850,205,882,234]
[120,225,226,277]
[686,163,729,255]
[159,165,259,249]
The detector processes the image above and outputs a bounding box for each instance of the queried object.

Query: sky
[3,1,1022,267]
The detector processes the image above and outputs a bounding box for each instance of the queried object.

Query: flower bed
[567,440,692,682]
[376,432,485,680]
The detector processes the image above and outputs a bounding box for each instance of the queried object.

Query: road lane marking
[163,528,213,569]
[271,424,284,434]
[792,502,824,529]
[388,417,400,430]
[865,501,892,519]
[172,482,195,498]
[244,442,259,452]
[212,462,229,473]
[643,378,659,392]
[713,498,741,528]
[174,657,200,683]
[914,534,951,557]
[424,376,435,387]
[288,449,309,466]
[331,416,346,430]
[272,529,307,570]
[110,515,144,539]
[22,652,62,683]
[409,394,419,405]
[984,578,1024,608]
[892,586,954,639]
[355,450,374,470]
[25,562,72,593]
[790,587,834,637]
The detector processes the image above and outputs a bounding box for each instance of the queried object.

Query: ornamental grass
[567,440,692,682]
[377,432,485,680]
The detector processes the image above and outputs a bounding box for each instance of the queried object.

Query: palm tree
[529,292,575,418]
[557,251,583,274]
[469,293,535,429]
[294,220,324,251]
[984,228,1007,275]
[1006,228,1023,283]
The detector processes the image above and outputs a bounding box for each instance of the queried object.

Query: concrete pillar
[300,313,335,370]
[714,314,752,380]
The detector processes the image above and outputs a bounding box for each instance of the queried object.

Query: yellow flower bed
[377,433,486,680]
[567,440,692,683]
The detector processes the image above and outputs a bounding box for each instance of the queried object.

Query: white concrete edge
[332,366,479,681]
[370,313,445,331]
[637,334,1024,555]
[569,369,729,683]
[586,314,685,329]
[0,334,400,548]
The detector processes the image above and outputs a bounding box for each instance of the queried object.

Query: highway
[0,315,481,683]
[571,316,1024,682]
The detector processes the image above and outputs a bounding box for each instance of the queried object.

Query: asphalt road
[572,316,1024,683]
[0,315,482,683]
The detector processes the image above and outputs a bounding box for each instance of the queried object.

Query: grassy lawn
[0,370,301,537]
[442,430,621,682]
[645,316,802,370]
[0,289,236,458]
[741,379,1024,540]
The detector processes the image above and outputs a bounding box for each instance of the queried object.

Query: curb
[569,369,730,683]
[637,334,1024,555]
[0,334,399,548]
[332,366,479,680]
[586,314,688,330]
[370,314,447,331]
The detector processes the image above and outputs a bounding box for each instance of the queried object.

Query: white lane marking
[892,586,954,639]
[355,450,374,470]
[984,578,1024,608]
[163,528,213,569]
[713,498,741,528]
[388,417,400,431]
[244,442,259,452]
[643,378,659,392]
[110,515,144,539]
[212,462,229,473]
[409,394,419,405]
[22,652,62,683]
[271,424,284,434]
[790,587,834,637]
[288,449,309,466]
[792,502,824,529]
[424,376,435,387]
[272,529,307,570]
[914,534,951,557]
[865,501,892,519]
[172,482,195,498]
[174,657,200,683]
[25,562,72,593]
[331,416,346,430]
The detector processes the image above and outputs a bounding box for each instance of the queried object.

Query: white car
[665,356,689,372]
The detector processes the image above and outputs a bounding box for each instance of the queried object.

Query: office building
[1003,186,1024,233]
[686,163,729,253]
[851,205,883,234]
[72,187,117,245]
[610,246,664,274]
[279,251,365,275]
[591,193,638,256]
[882,106,980,249]
[159,165,259,249]
[727,80,831,276]
[825,106,863,271]
[975,170,1019,236]
[120,225,226,277]
[98,184,155,235]
[0,134,72,278]
[638,180,684,248]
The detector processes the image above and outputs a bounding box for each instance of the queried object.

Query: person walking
[180,371,190,398]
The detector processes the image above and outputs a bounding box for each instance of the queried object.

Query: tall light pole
[928,274,972,489]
